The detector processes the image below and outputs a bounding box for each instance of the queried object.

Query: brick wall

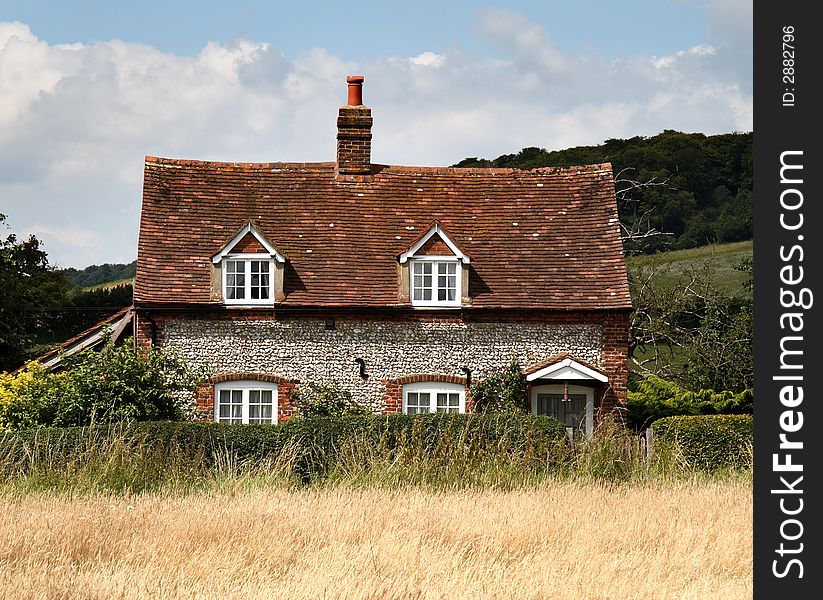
[599,310,631,413]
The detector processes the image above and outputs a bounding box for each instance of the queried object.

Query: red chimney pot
[346,75,365,106]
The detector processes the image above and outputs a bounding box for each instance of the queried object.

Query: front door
[531,384,595,435]
[535,393,586,429]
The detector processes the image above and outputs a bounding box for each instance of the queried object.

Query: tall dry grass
[1,481,751,600]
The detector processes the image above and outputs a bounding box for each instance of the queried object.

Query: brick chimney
[336,75,373,182]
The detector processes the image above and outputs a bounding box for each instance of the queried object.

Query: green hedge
[2,413,568,483]
[651,414,753,470]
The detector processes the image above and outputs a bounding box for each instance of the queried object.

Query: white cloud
[476,9,568,74]
[652,44,716,69]
[410,52,445,68]
[0,11,751,268]
[21,224,106,268]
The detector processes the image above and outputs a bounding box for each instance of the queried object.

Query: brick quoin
[599,310,630,416]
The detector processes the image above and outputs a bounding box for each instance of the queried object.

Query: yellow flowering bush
[0,339,203,430]
[0,362,66,430]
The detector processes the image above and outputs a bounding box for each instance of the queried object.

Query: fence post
[645,427,654,458]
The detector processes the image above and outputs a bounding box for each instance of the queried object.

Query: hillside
[61,261,136,289]
[454,130,752,254]
[626,240,753,299]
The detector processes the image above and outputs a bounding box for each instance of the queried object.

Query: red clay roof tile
[135,158,631,310]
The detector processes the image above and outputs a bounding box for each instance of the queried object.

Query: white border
[221,256,275,305]
[409,258,461,308]
[211,222,285,264]
[399,223,470,264]
[525,357,608,382]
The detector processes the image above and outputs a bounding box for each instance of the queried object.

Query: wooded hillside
[61,261,136,289]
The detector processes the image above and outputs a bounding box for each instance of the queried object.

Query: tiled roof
[135,158,631,310]
[28,307,133,372]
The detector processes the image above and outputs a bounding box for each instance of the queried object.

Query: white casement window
[214,380,278,424]
[222,255,273,305]
[403,381,465,414]
[410,258,460,307]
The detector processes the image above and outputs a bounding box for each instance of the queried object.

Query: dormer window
[399,222,470,309]
[223,256,273,304]
[211,223,286,306]
[411,258,459,306]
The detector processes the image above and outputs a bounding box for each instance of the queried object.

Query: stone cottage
[132,76,631,434]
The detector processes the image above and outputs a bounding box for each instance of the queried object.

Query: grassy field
[0,420,753,599]
[626,240,753,297]
[82,277,134,292]
[0,480,751,600]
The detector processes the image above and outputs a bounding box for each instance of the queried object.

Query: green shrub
[291,383,372,418]
[470,361,528,413]
[0,338,204,430]
[280,413,568,482]
[628,374,753,429]
[651,414,753,471]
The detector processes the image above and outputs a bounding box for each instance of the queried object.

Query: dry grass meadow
[1,480,752,600]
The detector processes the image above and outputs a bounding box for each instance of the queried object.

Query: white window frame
[214,380,278,424]
[530,383,594,435]
[402,381,466,414]
[409,257,461,308]
[221,254,275,306]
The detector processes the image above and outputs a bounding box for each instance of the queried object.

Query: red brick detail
[134,311,162,349]
[417,234,454,256]
[336,106,372,177]
[193,372,298,423]
[134,307,630,327]
[381,374,469,414]
[383,380,402,414]
[598,311,630,416]
[227,232,266,254]
[205,372,292,385]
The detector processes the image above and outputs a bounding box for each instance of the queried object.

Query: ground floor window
[403,381,465,414]
[214,380,278,424]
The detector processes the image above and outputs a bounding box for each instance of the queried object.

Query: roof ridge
[145,156,336,170]
[144,155,613,175]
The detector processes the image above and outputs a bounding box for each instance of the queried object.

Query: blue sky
[0,0,752,268]
[6,1,709,59]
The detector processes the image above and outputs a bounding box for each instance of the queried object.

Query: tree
[0,214,69,371]
[453,131,753,253]
[629,256,753,392]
